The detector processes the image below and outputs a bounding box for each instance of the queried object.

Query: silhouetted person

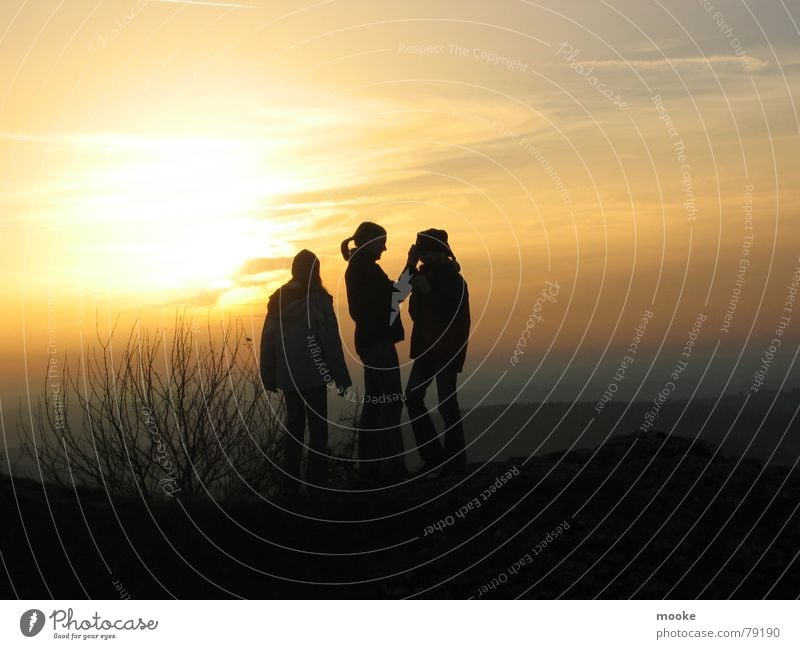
[405,229,470,477]
[260,250,351,497]
[341,222,409,486]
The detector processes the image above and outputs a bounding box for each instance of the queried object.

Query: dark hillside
[3,430,798,599]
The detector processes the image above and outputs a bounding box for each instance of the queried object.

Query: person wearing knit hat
[413,228,456,259]
[405,228,470,477]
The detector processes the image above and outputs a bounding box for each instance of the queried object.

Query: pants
[405,357,466,471]
[358,340,406,483]
[282,387,328,493]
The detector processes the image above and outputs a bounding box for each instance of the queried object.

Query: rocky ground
[2,430,798,599]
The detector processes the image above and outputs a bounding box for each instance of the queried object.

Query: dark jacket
[260,281,351,392]
[408,258,470,372]
[344,249,404,356]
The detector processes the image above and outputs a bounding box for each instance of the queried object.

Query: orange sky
[1,0,799,418]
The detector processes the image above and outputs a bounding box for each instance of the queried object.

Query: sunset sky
[1,0,799,424]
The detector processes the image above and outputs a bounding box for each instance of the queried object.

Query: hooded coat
[260,281,351,392]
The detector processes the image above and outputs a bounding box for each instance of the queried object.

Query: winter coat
[259,281,351,393]
[408,258,470,372]
[344,250,404,357]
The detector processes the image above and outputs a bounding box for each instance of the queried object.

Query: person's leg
[358,360,380,484]
[303,387,329,493]
[282,390,306,494]
[378,344,406,480]
[405,358,443,468]
[436,367,467,474]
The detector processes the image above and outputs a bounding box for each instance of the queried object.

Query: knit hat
[415,228,454,258]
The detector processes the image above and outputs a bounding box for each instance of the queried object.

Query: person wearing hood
[405,229,470,477]
[341,221,410,486]
[260,249,351,497]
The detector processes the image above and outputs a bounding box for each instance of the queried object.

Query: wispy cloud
[149,0,259,8]
[585,55,768,72]
[236,257,292,278]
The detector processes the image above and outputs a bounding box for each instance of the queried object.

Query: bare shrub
[19,311,285,501]
[326,398,361,487]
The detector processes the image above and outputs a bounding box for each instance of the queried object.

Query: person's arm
[442,273,469,323]
[397,245,419,289]
[427,270,468,329]
[347,261,386,322]
[430,273,470,367]
[368,262,398,327]
[259,310,278,391]
[408,270,432,322]
[390,245,418,324]
[317,296,352,391]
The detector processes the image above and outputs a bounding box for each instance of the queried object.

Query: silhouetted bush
[19,311,285,501]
